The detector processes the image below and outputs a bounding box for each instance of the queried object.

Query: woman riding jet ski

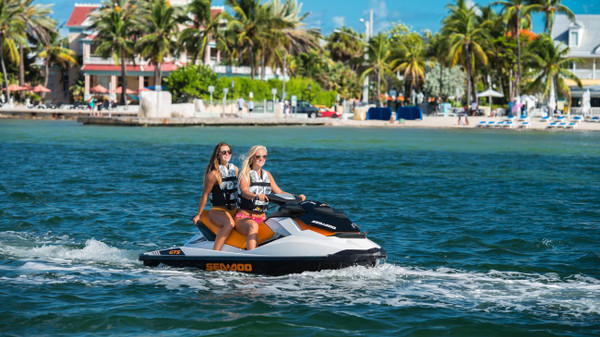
[139,194,387,276]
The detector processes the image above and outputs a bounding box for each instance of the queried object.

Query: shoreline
[2,108,599,131]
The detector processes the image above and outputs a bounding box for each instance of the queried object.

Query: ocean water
[1,119,599,336]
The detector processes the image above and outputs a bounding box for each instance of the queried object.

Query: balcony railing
[570,69,600,79]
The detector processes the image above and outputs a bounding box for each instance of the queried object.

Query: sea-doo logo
[311,220,336,230]
[206,263,253,272]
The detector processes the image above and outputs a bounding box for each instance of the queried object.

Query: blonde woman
[192,142,238,251]
[235,145,306,250]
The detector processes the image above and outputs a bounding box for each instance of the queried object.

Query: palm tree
[360,33,393,106]
[443,0,490,108]
[136,0,183,88]
[224,0,271,79]
[263,0,320,97]
[178,0,225,65]
[493,0,536,100]
[326,27,365,72]
[0,0,26,98]
[89,0,142,105]
[37,32,77,98]
[529,0,576,35]
[523,34,582,105]
[391,32,426,101]
[18,0,55,87]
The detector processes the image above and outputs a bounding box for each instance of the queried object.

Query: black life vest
[238,169,271,212]
[210,164,238,207]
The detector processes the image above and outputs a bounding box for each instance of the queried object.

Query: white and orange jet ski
[139,194,387,276]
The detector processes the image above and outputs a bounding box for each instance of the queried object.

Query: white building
[552,14,600,109]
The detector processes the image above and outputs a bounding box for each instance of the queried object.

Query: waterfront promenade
[2,105,600,130]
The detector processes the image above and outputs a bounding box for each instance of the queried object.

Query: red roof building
[65,2,225,101]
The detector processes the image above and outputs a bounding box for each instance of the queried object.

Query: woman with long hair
[192,142,238,251]
[235,145,305,250]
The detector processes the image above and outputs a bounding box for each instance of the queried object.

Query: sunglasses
[219,150,232,155]
[254,155,267,160]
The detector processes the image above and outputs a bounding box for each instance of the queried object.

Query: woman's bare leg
[209,210,235,251]
[235,218,259,250]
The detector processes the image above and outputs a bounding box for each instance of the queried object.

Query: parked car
[294,100,318,118]
[317,107,341,118]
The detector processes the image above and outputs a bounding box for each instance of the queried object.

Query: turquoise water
[1,119,599,336]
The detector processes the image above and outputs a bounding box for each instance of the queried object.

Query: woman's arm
[239,175,268,202]
[193,171,217,223]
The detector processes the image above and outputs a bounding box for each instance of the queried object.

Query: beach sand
[335,116,600,131]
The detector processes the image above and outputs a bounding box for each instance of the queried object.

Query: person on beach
[236,97,245,116]
[192,142,239,251]
[235,145,305,250]
[248,99,254,115]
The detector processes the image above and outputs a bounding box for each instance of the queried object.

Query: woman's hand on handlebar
[258,194,269,202]
[298,194,306,201]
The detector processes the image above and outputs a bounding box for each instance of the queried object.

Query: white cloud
[332,16,346,28]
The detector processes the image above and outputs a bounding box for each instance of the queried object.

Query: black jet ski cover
[297,200,360,233]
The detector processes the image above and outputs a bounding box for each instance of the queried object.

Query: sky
[35,0,600,37]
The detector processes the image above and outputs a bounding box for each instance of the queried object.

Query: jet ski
[139,194,387,276]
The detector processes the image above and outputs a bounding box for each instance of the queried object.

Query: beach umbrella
[90,84,109,94]
[2,84,29,91]
[32,85,51,93]
[113,86,135,94]
[477,88,504,113]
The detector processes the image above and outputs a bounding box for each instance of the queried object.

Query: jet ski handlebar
[267,193,303,205]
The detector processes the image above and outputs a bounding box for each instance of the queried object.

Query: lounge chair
[565,122,577,129]
[519,122,530,128]
[572,115,583,123]
[547,122,558,129]
[477,121,487,127]
[540,116,550,122]
[486,121,495,127]
[495,121,506,128]
[503,120,514,128]
[557,122,567,128]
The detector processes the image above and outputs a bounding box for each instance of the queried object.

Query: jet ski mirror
[267,193,303,205]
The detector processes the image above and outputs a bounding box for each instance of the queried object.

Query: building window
[570,31,579,47]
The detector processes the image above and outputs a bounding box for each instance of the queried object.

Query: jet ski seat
[199,210,275,249]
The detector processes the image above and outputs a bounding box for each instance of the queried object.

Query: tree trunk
[154,63,162,89]
[249,45,255,80]
[377,68,382,107]
[465,43,472,109]
[439,63,444,100]
[43,61,50,100]
[282,53,287,101]
[121,49,128,105]
[19,44,25,85]
[19,44,25,101]
[0,42,9,99]
[516,8,521,99]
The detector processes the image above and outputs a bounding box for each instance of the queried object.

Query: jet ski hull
[139,247,387,276]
